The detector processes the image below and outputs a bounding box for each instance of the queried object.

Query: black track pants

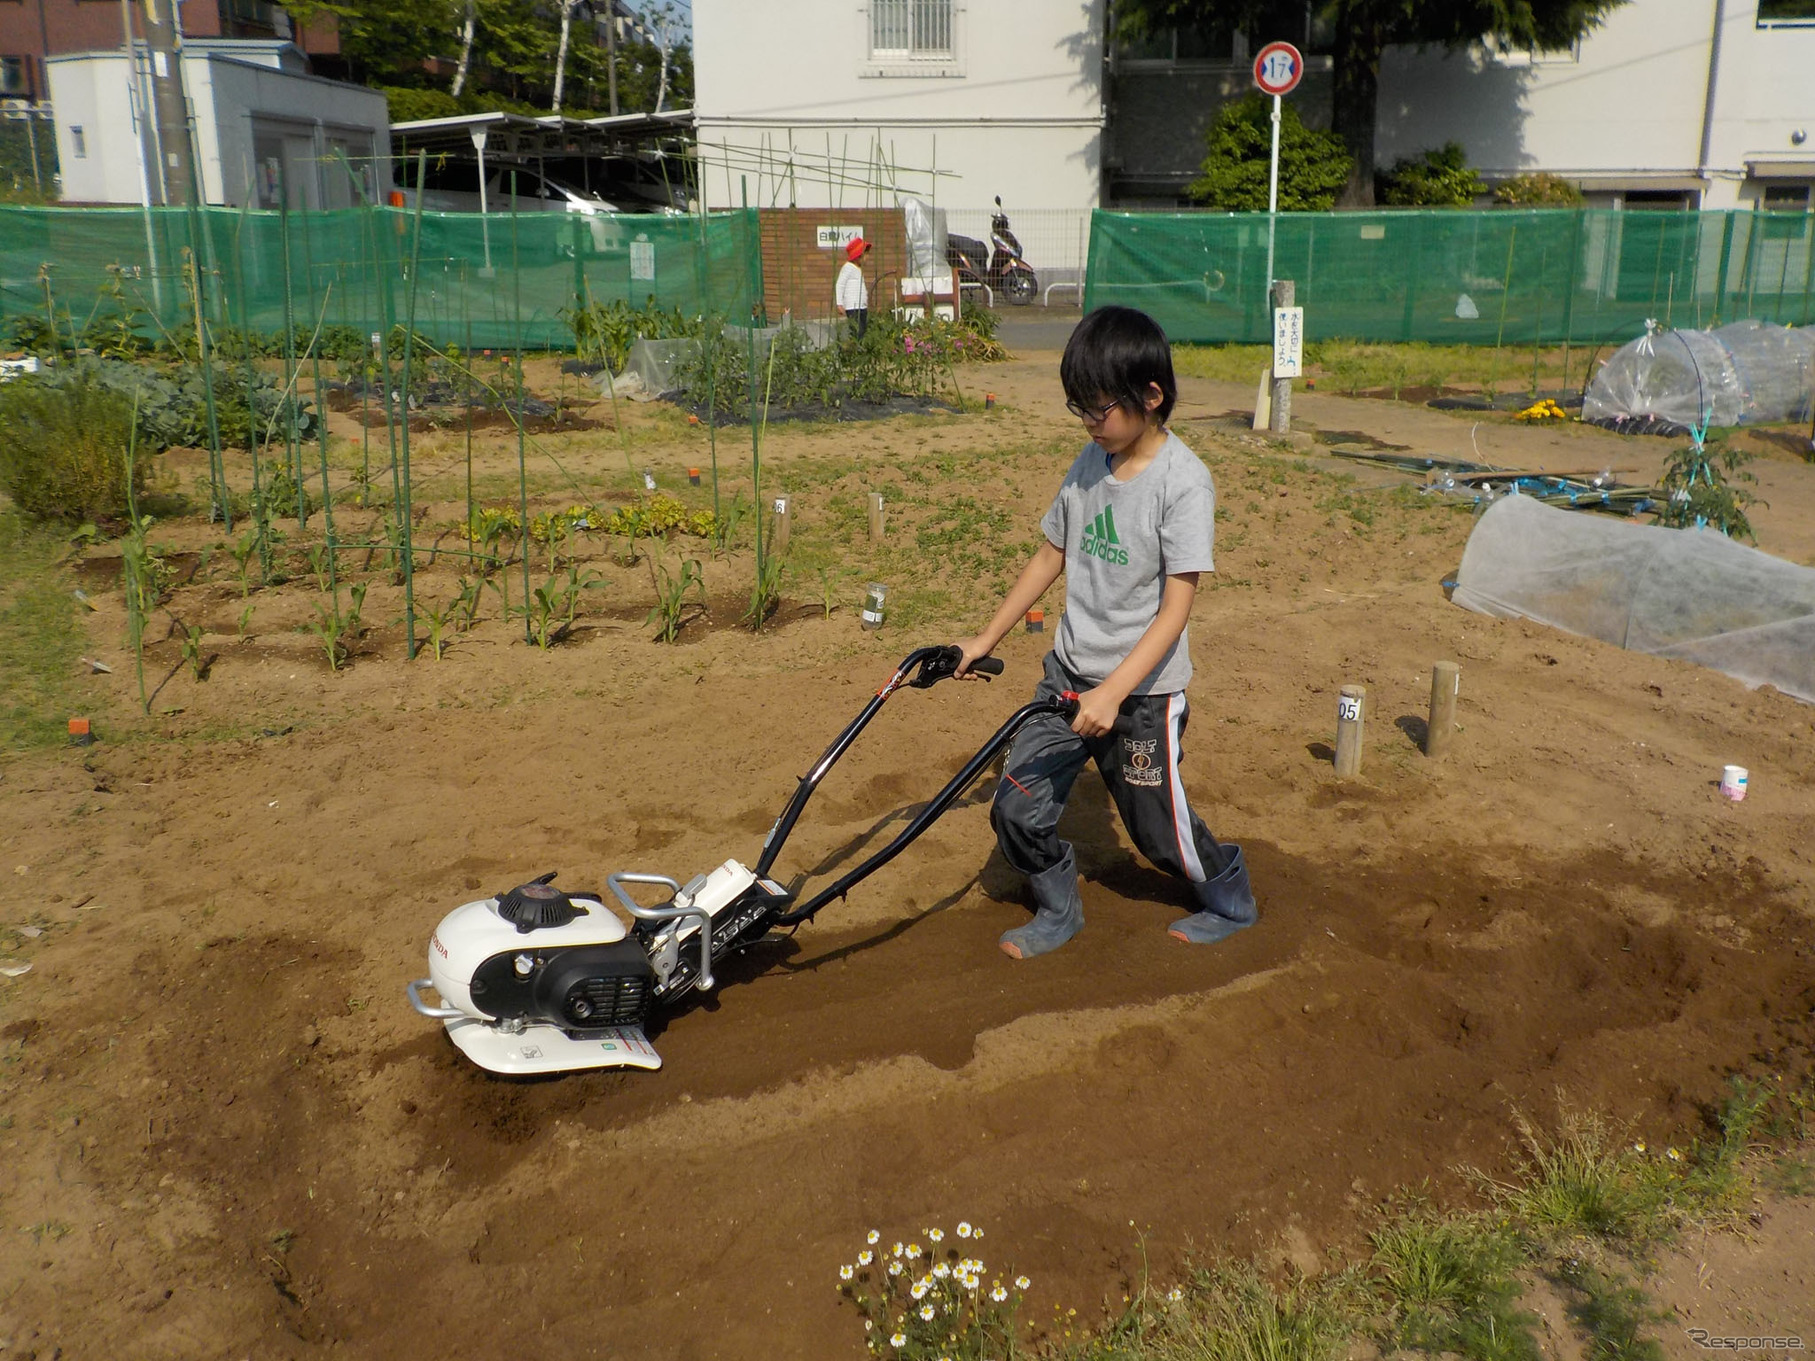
[990,653,1254,921]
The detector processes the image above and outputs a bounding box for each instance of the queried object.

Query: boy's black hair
[1060,305,1177,426]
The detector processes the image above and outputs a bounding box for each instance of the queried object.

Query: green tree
[1116,0,1628,206]
[1189,93,1351,211]
[1377,141,1485,206]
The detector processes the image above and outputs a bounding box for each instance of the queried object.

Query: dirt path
[1,353,1812,1359]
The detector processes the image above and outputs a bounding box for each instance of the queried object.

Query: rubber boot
[1000,850,1084,960]
[1168,845,1257,945]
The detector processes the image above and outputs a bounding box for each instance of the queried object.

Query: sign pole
[1265,92,1281,303]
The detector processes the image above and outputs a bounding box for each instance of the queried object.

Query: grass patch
[0,510,87,751]
[1369,1197,1537,1361]
[1173,341,1580,396]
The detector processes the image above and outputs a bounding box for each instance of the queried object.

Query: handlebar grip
[1056,689,1081,719]
[972,657,1005,676]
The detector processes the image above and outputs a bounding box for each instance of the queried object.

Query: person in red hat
[836,236,872,339]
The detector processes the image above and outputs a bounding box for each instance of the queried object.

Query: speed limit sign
[1253,41,1304,97]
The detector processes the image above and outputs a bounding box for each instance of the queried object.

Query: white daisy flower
[957,1222,973,1238]
[911,1282,928,1301]
[840,1264,854,1281]
[890,1332,906,1349]
[933,1263,951,1279]
[892,1242,904,1257]
[888,1261,903,1276]
[906,1243,922,1260]
[928,1227,944,1243]
[991,1286,1009,1303]
[1168,1287,1184,1302]
[920,1305,936,1321]
[867,1230,881,1245]
[1015,1276,1031,1290]
[858,1250,873,1266]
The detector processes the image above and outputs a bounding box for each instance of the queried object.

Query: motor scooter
[946,196,1038,306]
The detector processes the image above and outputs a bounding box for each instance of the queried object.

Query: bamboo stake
[398,149,428,659]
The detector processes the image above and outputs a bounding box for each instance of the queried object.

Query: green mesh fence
[0,204,762,351]
[1085,208,1815,346]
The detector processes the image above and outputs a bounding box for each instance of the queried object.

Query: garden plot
[0,352,1813,1361]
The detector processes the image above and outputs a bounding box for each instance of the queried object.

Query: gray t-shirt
[1040,431,1216,694]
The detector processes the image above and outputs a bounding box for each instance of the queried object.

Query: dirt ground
[2,347,1813,1360]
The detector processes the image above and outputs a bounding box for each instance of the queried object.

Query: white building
[49,40,390,209]
[691,0,1107,214]
[1372,0,1812,210]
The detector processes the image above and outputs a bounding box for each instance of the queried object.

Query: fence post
[1399,214,1422,342]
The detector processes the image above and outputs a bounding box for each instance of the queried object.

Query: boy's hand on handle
[953,635,996,679]
[1071,685,1121,738]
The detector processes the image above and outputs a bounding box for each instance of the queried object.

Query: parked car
[396,161,627,250]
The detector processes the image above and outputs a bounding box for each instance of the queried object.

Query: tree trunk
[655,35,670,112]
[451,0,477,97]
[1331,4,1385,207]
[552,0,574,112]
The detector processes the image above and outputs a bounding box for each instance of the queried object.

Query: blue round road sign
[1253,41,1304,96]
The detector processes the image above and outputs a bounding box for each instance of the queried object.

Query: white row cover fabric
[1582,320,1815,433]
[1453,494,1815,703]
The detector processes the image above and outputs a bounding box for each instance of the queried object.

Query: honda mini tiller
[407,646,1079,1076]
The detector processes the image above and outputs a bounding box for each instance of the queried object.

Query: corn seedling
[713,489,750,557]
[524,577,563,649]
[308,543,334,593]
[647,558,705,643]
[559,565,604,631]
[302,581,367,671]
[421,596,459,660]
[453,574,484,628]
[744,549,785,632]
[176,619,209,682]
[818,567,837,620]
[236,600,255,639]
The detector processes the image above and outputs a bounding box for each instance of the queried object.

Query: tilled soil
[2,356,1813,1359]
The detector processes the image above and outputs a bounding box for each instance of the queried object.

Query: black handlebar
[910,645,1002,688]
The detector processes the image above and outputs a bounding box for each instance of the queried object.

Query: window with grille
[0,57,27,96]
[871,0,953,59]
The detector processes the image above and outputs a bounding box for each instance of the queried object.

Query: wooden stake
[1426,662,1459,759]
[1269,278,1294,435]
[867,491,885,541]
[1334,685,1365,778]
[770,495,791,557]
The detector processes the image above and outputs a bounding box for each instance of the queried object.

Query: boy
[835,236,871,339]
[956,306,1256,959]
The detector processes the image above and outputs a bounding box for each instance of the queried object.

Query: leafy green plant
[1190,93,1352,211]
[236,600,255,639]
[1494,172,1584,207]
[1378,143,1486,207]
[744,549,785,632]
[646,557,705,643]
[420,595,459,660]
[176,619,209,682]
[712,490,750,557]
[302,581,367,671]
[558,565,602,632]
[0,370,145,522]
[1656,435,1757,540]
[454,574,484,629]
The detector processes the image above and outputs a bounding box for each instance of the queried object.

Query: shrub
[1378,143,1486,208]
[1190,94,1352,212]
[0,372,144,522]
[1493,173,1584,207]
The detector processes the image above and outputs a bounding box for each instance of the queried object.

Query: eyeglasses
[1065,398,1123,423]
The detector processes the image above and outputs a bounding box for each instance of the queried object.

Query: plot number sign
[1253,41,1304,97]
[1273,306,1304,379]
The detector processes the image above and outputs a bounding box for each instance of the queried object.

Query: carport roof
[390,109,694,162]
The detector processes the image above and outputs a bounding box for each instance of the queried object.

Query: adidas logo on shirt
[1080,504,1129,565]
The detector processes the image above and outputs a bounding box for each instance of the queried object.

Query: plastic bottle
[860,582,887,630]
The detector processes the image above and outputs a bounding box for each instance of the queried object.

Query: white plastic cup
[1720,765,1749,801]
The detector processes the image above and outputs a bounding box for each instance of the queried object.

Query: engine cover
[470,939,654,1031]
[426,891,629,1020]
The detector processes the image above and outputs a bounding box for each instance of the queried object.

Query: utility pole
[141,0,196,205]
[606,0,619,116]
